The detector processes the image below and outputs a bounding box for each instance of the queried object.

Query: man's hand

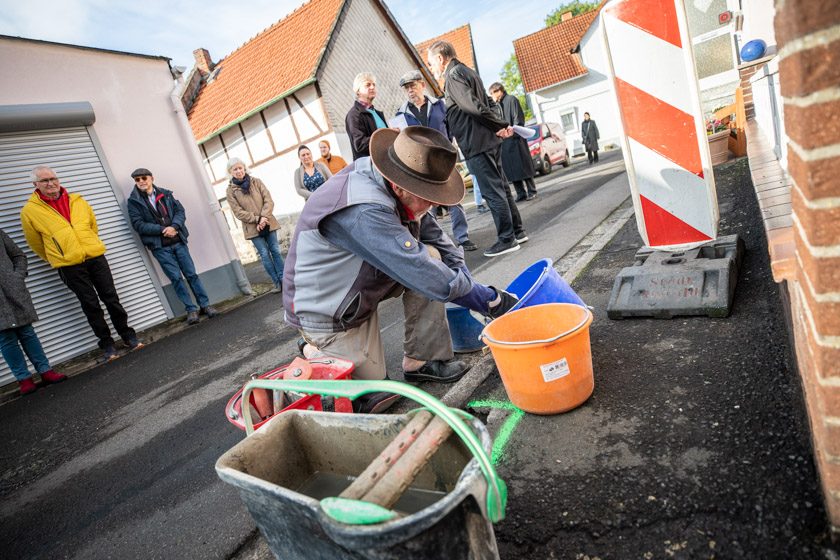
[487,287,518,319]
[257,216,269,231]
[495,126,514,139]
[162,226,178,238]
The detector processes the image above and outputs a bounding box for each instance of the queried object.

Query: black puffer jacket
[442,58,508,159]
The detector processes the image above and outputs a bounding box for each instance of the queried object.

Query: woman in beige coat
[225,158,284,293]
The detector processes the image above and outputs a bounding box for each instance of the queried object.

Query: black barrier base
[606,234,745,319]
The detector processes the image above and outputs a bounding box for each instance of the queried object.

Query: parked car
[527,122,570,175]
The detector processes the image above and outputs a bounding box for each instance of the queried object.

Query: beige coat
[225,176,281,240]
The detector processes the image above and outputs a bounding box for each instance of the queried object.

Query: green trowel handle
[241,379,507,523]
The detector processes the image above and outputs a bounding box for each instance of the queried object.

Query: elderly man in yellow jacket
[20,166,143,362]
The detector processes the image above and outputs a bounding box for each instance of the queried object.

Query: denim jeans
[0,324,50,381]
[448,204,469,244]
[251,231,285,286]
[466,147,524,243]
[152,243,210,313]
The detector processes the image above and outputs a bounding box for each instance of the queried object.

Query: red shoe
[41,370,67,384]
[19,378,37,395]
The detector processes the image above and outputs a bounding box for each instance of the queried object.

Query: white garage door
[0,126,168,386]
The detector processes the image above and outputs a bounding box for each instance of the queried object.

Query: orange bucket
[480,303,594,414]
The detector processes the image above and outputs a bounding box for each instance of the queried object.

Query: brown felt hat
[368,126,464,206]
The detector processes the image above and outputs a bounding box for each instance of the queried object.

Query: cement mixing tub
[216,380,506,559]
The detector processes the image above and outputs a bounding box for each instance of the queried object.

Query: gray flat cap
[399,70,424,87]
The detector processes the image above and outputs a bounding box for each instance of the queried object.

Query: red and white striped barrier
[601,0,719,250]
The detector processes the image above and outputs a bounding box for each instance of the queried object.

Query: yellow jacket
[20,192,106,268]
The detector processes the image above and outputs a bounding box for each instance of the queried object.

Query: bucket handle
[480,306,592,346]
[241,379,507,523]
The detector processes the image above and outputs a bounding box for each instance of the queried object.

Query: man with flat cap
[127,168,218,325]
[283,126,519,413]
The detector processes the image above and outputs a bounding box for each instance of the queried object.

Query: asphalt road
[0,151,627,559]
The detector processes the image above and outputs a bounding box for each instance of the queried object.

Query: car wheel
[561,150,570,168]
[542,155,552,175]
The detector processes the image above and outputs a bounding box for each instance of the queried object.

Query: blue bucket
[505,258,585,311]
[445,304,486,353]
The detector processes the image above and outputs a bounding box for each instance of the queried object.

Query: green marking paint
[468,399,526,465]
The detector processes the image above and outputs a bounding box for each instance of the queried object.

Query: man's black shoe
[483,239,520,257]
[403,359,470,384]
[352,392,401,414]
[460,239,478,251]
[514,195,527,202]
[296,337,307,357]
[515,232,529,243]
[526,193,536,201]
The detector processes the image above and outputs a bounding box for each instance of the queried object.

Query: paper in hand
[389,114,409,130]
[513,125,536,139]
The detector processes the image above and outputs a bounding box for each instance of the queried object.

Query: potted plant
[706,117,730,165]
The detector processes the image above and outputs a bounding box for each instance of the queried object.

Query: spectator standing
[294,145,333,201]
[394,70,477,251]
[489,83,537,201]
[127,168,218,325]
[316,140,348,175]
[582,112,600,165]
[345,72,388,160]
[20,166,143,362]
[225,158,285,293]
[426,41,528,258]
[0,228,67,395]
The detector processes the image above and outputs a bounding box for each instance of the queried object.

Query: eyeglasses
[133,176,150,182]
[35,177,59,185]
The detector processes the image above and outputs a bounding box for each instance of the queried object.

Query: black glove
[487,288,518,319]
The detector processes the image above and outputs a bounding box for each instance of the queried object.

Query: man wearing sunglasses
[20,166,143,362]
[127,168,218,325]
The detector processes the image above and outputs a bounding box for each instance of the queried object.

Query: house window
[560,111,576,133]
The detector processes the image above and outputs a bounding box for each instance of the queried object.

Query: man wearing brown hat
[127,168,218,325]
[283,126,518,412]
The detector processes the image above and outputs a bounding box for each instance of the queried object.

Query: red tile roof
[187,0,345,142]
[415,24,478,87]
[513,10,599,93]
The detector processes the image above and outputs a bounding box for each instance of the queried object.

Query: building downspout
[168,78,253,296]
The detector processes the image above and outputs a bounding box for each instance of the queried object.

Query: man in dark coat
[0,228,66,395]
[426,40,529,258]
[582,112,600,164]
[345,72,388,160]
[127,168,217,325]
[489,83,537,201]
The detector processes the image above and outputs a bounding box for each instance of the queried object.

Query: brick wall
[738,62,764,121]
[775,0,840,537]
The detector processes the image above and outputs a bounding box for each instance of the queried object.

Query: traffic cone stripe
[604,0,682,49]
[615,78,703,177]
[640,195,713,246]
[628,137,716,238]
[602,0,719,249]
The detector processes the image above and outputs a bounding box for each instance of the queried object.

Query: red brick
[779,40,840,98]
[791,278,840,380]
[795,229,840,293]
[785,99,840,150]
[788,149,840,200]
[799,276,840,336]
[792,188,840,247]
[775,1,840,45]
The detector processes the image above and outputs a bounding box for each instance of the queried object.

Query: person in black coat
[0,228,66,395]
[582,112,600,164]
[490,83,537,201]
[426,40,528,258]
[344,72,388,160]
[127,168,217,325]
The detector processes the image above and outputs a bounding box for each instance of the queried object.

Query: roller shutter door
[0,126,168,386]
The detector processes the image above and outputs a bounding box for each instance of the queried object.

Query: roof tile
[415,24,477,87]
[513,10,598,93]
[187,0,345,141]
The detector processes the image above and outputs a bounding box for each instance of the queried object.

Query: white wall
[740,0,777,51]
[0,38,234,278]
[527,16,624,156]
[318,0,423,142]
[750,56,787,169]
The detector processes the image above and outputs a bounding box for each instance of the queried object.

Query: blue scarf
[232,174,251,194]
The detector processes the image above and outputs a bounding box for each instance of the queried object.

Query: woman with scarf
[225,158,284,293]
[293,145,333,201]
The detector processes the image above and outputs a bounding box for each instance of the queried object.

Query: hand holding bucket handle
[241,379,507,523]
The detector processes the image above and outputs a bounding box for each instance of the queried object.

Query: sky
[0,0,556,85]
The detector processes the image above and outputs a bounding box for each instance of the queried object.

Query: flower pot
[707,129,730,165]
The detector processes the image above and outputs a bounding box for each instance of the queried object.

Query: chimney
[193,48,214,77]
[561,11,573,22]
